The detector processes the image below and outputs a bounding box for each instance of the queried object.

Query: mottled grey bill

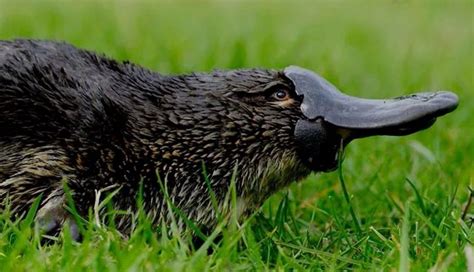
[284,65,459,139]
[284,65,459,172]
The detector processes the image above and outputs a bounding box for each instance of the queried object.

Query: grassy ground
[0,0,473,271]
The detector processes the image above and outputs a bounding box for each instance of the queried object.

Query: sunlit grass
[0,0,472,270]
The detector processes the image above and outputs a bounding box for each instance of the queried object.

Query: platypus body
[0,39,458,238]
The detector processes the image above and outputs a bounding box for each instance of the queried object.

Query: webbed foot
[35,195,81,242]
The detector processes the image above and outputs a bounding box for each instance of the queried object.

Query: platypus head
[185,66,458,176]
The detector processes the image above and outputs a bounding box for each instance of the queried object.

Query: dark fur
[0,39,310,233]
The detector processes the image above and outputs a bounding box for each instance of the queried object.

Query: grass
[0,0,473,270]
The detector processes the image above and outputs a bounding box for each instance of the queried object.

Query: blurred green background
[0,0,472,270]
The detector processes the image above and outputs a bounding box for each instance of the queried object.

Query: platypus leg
[35,192,81,241]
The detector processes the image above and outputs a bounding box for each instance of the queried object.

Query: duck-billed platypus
[0,39,458,239]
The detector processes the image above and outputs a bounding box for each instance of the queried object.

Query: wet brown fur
[0,39,311,234]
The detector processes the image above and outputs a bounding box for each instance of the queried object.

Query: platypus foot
[35,194,81,242]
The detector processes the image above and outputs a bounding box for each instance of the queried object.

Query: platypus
[0,39,458,239]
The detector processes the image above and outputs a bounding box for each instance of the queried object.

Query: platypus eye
[273,89,290,101]
[271,89,290,101]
